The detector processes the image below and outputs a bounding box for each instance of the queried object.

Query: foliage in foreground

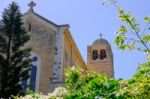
[65,65,150,99]
[13,87,67,99]
[14,63,150,99]
[65,66,122,99]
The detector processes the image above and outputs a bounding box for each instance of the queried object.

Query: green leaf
[143,34,150,43]
[131,17,137,22]
[144,17,150,23]
[118,44,127,50]
[119,8,124,14]
[120,25,128,32]
[131,41,135,49]
[115,36,125,45]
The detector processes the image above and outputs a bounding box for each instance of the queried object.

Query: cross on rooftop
[28,1,36,11]
[99,33,103,39]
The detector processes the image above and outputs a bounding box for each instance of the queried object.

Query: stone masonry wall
[23,15,56,94]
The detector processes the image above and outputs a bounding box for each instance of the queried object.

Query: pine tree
[0,2,31,98]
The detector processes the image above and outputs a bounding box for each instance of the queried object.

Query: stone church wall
[23,15,56,93]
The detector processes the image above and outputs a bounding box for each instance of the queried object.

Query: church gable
[23,12,56,53]
[23,11,58,32]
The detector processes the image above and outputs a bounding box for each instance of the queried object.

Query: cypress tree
[0,2,31,98]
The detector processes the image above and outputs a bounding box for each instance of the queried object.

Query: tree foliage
[115,8,150,52]
[0,2,31,98]
[112,0,150,98]
[65,66,122,99]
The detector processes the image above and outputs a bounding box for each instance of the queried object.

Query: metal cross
[28,1,36,11]
[99,33,103,39]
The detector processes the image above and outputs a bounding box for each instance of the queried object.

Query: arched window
[21,53,41,92]
[92,50,98,60]
[100,49,106,60]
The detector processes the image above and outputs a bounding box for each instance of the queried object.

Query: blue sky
[0,0,149,79]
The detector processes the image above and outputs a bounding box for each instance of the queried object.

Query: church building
[21,1,114,94]
[22,1,86,94]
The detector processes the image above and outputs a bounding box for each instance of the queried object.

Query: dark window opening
[29,65,37,91]
[28,24,31,32]
[55,47,58,51]
[53,73,56,75]
[92,50,98,60]
[100,49,106,60]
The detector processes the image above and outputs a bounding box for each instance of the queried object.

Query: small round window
[32,56,38,62]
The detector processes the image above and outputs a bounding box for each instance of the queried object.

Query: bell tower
[87,34,114,78]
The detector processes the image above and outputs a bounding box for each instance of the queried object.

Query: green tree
[0,2,31,98]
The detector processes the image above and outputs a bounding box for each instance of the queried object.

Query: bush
[65,66,122,99]
[13,87,68,99]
